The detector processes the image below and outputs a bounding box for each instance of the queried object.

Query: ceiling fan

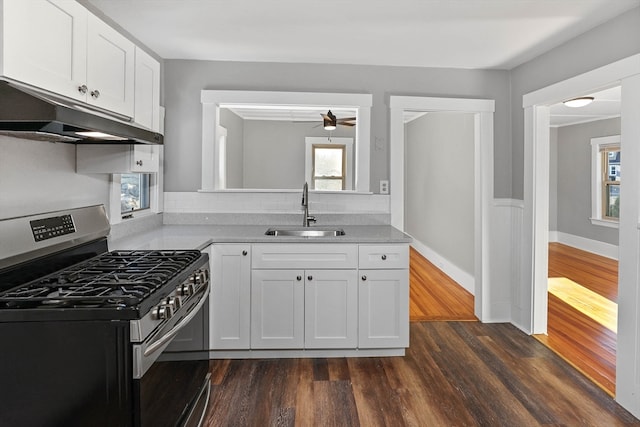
[321,110,356,130]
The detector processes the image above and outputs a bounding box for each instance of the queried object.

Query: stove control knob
[153,304,173,320]
[190,269,208,286]
[166,296,182,310]
[179,282,195,297]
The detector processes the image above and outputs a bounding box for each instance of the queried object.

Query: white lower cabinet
[358,244,410,348]
[250,269,305,349]
[209,242,409,354]
[210,244,251,349]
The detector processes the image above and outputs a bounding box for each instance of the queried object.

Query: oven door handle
[143,281,210,357]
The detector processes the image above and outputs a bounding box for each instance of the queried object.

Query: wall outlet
[380,180,389,194]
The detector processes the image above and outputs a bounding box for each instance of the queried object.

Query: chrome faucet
[302,182,316,227]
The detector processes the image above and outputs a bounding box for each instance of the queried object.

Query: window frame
[304,137,354,191]
[590,135,620,228]
[311,144,346,190]
[109,172,160,225]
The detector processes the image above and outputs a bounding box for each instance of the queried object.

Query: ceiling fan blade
[339,122,356,127]
[337,117,357,122]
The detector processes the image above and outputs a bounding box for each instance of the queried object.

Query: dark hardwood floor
[535,242,618,396]
[203,322,639,426]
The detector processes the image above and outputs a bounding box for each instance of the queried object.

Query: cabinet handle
[91,89,100,99]
[361,275,367,281]
[136,160,143,166]
[78,84,88,94]
[381,254,387,260]
[242,250,248,256]
[307,275,313,281]
[296,276,302,281]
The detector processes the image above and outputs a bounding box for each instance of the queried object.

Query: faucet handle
[307,215,317,224]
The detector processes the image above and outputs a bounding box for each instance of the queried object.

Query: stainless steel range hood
[0,81,163,144]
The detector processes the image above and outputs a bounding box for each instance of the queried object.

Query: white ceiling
[550,86,621,127]
[85,0,640,70]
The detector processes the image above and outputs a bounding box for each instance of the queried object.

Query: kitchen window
[590,135,620,227]
[121,173,150,215]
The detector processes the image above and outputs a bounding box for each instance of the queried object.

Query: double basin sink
[265,227,345,237]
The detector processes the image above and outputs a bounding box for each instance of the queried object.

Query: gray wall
[162,61,511,196]
[405,112,475,274]
[219,108,244,188]
[0,136,109,220]
[553,118,620,245]
[549,127,558,232]
[510,7,640,200]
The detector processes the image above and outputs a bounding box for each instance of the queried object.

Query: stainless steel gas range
[0,205,211,427]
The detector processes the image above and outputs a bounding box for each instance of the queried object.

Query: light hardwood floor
[409,247,476,321]
[534,242,618,396]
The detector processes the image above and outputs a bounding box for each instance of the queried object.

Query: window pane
[314,148,343,177]
[121,173,150,214]
[605,184,620,218]
[607,149,620,181]
[314,179,343,191]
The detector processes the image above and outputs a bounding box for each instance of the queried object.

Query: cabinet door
[304,270,358,349]
[251,269,304,349]
[134,47,160,131]
[86,13,135,116]
[210,244,251,350]
[2,0,87,100]
[359,269,409,348]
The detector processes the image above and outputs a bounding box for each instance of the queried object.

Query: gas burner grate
[0,250,201,309]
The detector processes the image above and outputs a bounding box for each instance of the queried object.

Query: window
[312,144,346,190]
[590,135,620,227]
[121,173,151,215]
[305,137,354,190]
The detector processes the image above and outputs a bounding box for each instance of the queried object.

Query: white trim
[200,90,372,192]
[553,231,619,260]
[410,239,475,295]
[590,218,619,229]
[389,95,495,322]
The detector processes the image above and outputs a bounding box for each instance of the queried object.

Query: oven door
[133,287,211,427]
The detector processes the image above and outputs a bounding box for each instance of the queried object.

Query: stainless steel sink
[265,227,346,237]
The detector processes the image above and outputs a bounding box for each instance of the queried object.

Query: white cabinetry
[210,244,251,349]
[358,245,410,348]
[1,0,137,118]
[251,244,358,350]
[134,47,161,131]
[76,144,159,174]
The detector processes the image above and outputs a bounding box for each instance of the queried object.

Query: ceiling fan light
[563,96,594,108]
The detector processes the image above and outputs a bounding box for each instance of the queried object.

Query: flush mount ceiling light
[563,96,594,108]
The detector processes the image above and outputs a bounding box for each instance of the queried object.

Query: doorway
[389,96,494,321]
[523,54,640,411]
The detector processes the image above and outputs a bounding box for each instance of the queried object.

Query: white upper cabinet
[1,0,136,118]
[1,0,88,100]
[85,13,135,116]
[134,47,161,131]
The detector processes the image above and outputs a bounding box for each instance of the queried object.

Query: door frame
[389,96,495,321]
[522,54,640,414]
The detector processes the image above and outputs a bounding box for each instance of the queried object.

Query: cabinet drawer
[252,244,357,269]
[358,244,409,269]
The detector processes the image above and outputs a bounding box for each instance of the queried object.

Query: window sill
[590,218,619,229]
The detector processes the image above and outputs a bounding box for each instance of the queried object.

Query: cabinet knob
[361,275,367,281]
[136,160,143,166]
[242,250,248,256]
[381,254,387,260]
[78,84,88,94]
[90,89,100,99]
[307,275,313,281]
[296,276,302,281]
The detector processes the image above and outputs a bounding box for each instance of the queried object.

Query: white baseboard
[410,239,475,295]
[551,231,618,260]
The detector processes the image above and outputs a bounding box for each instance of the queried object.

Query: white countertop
[108,224,412,251]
